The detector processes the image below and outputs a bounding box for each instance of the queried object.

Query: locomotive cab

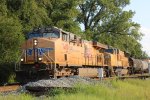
[15,27,62,82]
[104,48,129,76]
[104,48,118,66]
[21,27,60,64]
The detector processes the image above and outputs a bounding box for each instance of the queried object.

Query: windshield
[105,49,118,54]
[105,49,114,54]
[43,32,59,38]
[28,32,43,39]
[27,28,60,39]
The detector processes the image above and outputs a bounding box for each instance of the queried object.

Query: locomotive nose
[22,38,54,63]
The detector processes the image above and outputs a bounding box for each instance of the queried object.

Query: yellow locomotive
[15,26,148,82]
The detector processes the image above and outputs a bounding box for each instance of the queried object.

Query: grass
[1,79,150,100]
[0,93,34,100]
[51,79,150,100]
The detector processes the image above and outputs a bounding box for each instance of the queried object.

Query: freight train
[15,26,149,83]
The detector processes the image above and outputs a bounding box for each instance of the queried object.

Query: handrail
[43,53,54,70]
[43,53,56,78]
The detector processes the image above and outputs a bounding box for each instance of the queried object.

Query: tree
[0,0,8,16]
[39,0,81,33]
[77,0,147,58]
[0,16,24,63]
[6,0,51,33]
[0,0,24,63]
[6,0,82,34]
[78,0,131,31]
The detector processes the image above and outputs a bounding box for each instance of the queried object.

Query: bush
[0,63,16,85]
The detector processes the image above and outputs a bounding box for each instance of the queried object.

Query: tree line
[0,0,148,64]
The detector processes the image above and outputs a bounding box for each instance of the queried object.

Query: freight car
[129,58,149,74]
[15,26,149,83]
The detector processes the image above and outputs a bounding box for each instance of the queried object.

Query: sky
[126,0,150,56]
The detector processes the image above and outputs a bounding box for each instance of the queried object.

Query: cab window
[105,49,118,54]
[62,32,68,41]
[28,32,43,39]
[105,49,114,54]
[43,31,60,38]
[27,28,60,39]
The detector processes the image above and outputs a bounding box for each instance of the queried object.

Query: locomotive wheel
[128,67,135,75]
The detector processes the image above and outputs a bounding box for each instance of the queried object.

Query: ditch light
[34,39,38,46]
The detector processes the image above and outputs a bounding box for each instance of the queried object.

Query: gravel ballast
[25,76,97,89]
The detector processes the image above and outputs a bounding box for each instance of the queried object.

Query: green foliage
[43,0,81,33]
[7,0,51,33]
[0,1,24,84]
[6,0,81,33]
[0,16,24,63]
[78,0,130,31]
[0,63,15,85]
[0,93,34,100]
[51,79,150,100]
[77,0,148,58]
[48,87,77,97]
[0,0,8,16]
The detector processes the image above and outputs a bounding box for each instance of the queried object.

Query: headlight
[21,58,24,61]
[34,39,38,46]
[38,57,42,61]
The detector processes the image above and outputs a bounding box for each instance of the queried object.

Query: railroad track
[94,74,150,80]
[118,74,150,80]
[0,83,21,93]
